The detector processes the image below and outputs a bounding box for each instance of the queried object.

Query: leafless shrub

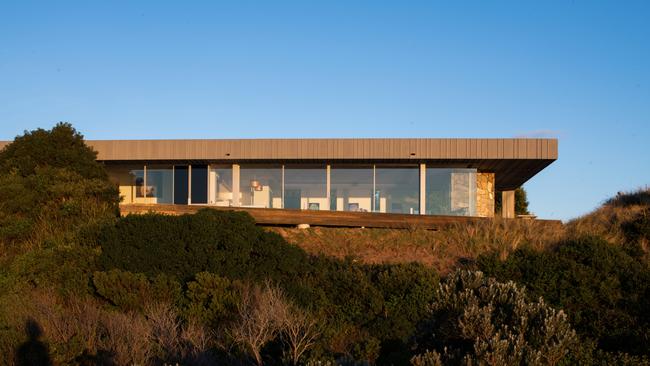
[180,319,214,365]
[146,302,215,365]
[229,281,286,365]
[100,309,153,366]
[5,290,215,366]
[228,281,321,365]
[279,302,321,365]
[147,302,182,358]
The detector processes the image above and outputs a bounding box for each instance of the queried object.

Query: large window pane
[191,165,208,204]
[174,166,188,204]
[105,164,145,204]
[375,166,420,214]
[426,168,476,216]
[240,165,282,208]
[146,165,173,204]
[209,165,233,206]
[284,165,327,210]
[330,165,373,212]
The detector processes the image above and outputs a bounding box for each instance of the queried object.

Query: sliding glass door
[173,166,188,205]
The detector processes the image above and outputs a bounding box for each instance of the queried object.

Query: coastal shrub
[8,245,99,296]
[98,209,309,282]
[369,263,438,341]
[184,272,240,327]
[92,269,181,312]
[478,236,650,355]
[289,259,439,363]
[412,270,577,366]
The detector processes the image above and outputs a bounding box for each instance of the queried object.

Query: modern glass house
[86,138,557,218]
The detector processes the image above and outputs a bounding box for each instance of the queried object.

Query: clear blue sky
[1,1,649,221]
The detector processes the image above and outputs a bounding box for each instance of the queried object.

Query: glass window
[146,165,174,204]
[284,165,327,210]
[330,165,373,212]
[191,165,208,204]
[426,168,476,216]
[209,165,233,206]
[105,164,144,204]
[375,166,420,214]
[240,165,282,208]
[134,170,145,198]
[174,165,188,204]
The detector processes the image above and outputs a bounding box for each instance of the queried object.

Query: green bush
[0,123,119,248]
[412,270,577,366]
[288,259,439,363]
[369,263,438,341]
[8,245,99,296]
[98,209,309,283]
[478,236,650,356]
[93,269,181,312]
[184,272,240,326]
[98,210,442,363]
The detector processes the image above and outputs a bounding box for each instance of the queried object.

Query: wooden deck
[119,204,561,230]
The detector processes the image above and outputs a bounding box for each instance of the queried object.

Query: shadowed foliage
[478,236,650,356]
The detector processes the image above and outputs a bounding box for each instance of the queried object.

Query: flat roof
[0,138,557,190]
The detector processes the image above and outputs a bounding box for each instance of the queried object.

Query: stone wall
[476,172,495,217]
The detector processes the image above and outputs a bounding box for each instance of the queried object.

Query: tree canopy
[0,123,119,247]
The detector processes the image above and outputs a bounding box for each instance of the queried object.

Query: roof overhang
[0,138,557,191]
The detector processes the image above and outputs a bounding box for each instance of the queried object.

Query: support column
[501,190,515,219]
[419,163,426,215]
[187,165,192,204]
[232,164,240,207]
[143,165,147,200]
[326,164,331,211]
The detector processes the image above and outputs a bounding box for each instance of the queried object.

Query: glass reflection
[105,164,145,204]
[146,165,173,204]
[330,165,373,212]
[284,165,327,210]
[426,168,476,216]
[209,165,233,206]
[375,166,420,214]
[240,165,282,208]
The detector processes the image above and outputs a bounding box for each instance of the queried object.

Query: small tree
[0,122,108,179]
[495,187,530,215]
[0,123,119,247]
[515,187,530,215]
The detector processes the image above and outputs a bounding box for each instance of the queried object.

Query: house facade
[87,138,557,218]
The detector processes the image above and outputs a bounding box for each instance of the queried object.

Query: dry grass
[271,218,564,275]
[565,188,650,260]
[567,188,650,245]
[273,188,650,274]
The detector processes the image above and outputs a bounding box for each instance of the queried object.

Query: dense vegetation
[0,123,118,249]
[1,124,649,365]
